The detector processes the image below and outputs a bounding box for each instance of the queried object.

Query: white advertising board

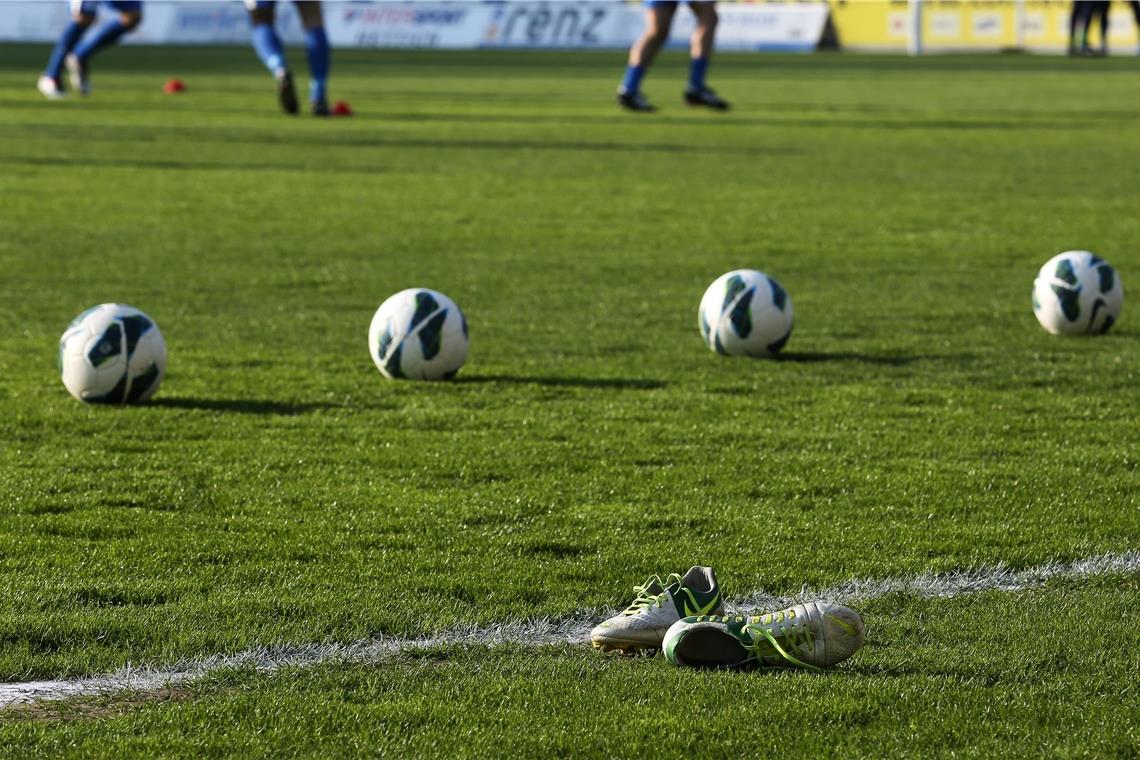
[0,1,831,52]
[327,4,496,49]
[669,2,831,52]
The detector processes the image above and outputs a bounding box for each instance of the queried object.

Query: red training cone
[163,79,186,94]
[332,100,353,117]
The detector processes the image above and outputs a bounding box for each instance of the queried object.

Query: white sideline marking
[732,549,1140,612]
[2,550,1137,708]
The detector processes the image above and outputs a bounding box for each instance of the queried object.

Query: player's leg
[40,1,96,98]
[1074,0,1095,54]
[1130,1,1140,54]
[617,2,677,112]
[1094,0,1110,55]
[1068,0,1081,54]
[68,0,143,94]
[295,1,331,116]
[684,1,728,110]
[248,0,286,75]
[246,1,298,114]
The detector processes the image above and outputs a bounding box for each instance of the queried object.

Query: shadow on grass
[0,155,392,176]
[775,351,963,366]
[459,374,666,390]
[148,397,333,415]
[0,130,797,164]
[365,110,1124,132]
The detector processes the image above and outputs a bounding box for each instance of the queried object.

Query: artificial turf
[0,44,1137,756]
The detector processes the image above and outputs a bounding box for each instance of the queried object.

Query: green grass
[5,578,1140,757]
[1,44,1138,756]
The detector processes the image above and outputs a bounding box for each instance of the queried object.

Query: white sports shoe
[65,53,90,96]
[591,566,723,652]
[664,601,865,671]
[37,75,66,100]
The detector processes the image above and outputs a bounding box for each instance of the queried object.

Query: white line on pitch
[2,550,1136,708]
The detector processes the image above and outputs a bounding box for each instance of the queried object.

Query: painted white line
[734,549,1140,612]
[2,550,1137,708]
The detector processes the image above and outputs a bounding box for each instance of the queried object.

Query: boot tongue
[642,580,665,596]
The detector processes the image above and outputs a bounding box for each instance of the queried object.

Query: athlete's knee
[249,7,274,25]
[73,12,96,26]
[119,10,142,29]
[645,25,670,45]
[295,0,324,30]
[643,5,676,42]
[696,6,718,30]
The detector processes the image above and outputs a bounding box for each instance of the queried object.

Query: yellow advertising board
[826,0,909,50]
[821,0,1139,53]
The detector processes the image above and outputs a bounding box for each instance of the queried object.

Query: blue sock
[619,64,646,94]
[304,27,330,103]
[251,23,286,74]
[688,57,710,92]
[44,21,88,79]
[72,19,131,62]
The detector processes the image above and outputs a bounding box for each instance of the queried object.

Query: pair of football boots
[590,566,865,671]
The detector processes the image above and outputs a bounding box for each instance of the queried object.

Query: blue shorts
[72,0,142,14]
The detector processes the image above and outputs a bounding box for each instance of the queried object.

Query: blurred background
[3,1,1138,57]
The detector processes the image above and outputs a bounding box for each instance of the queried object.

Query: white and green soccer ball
[59,303,166,404]
[369,288,469,380]
[699,269,793,357]
[1032,251,1123,335]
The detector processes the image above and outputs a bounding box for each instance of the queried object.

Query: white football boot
[664,601,865,671]
[65,53,91,96]
[37,76,66,100]
[591,566,722,652]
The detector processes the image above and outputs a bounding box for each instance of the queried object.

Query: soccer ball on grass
[368,288,469,380]
[1032,251,1123,335]
[698,269,793,357]
[59,303,166,404]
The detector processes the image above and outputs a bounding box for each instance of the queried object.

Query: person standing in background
[245,0,332,116]
[616,1,729,113]
[1072,0,1114,56]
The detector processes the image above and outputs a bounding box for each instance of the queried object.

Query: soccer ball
[368,288,469,380]
[698,269,793,357]
[1032,251,1123,335]
[59,303,167,404]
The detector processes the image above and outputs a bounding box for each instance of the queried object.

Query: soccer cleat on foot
[311,98,330,117]
[65,53,90,96]
[617,89,656,113]
[37,76,66,100]
[591,566,722,652]
[683,86,730,111]
[663,602,864,671]
[276,70,299,115]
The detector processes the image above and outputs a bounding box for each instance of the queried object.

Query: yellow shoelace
[620,573,683,616]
